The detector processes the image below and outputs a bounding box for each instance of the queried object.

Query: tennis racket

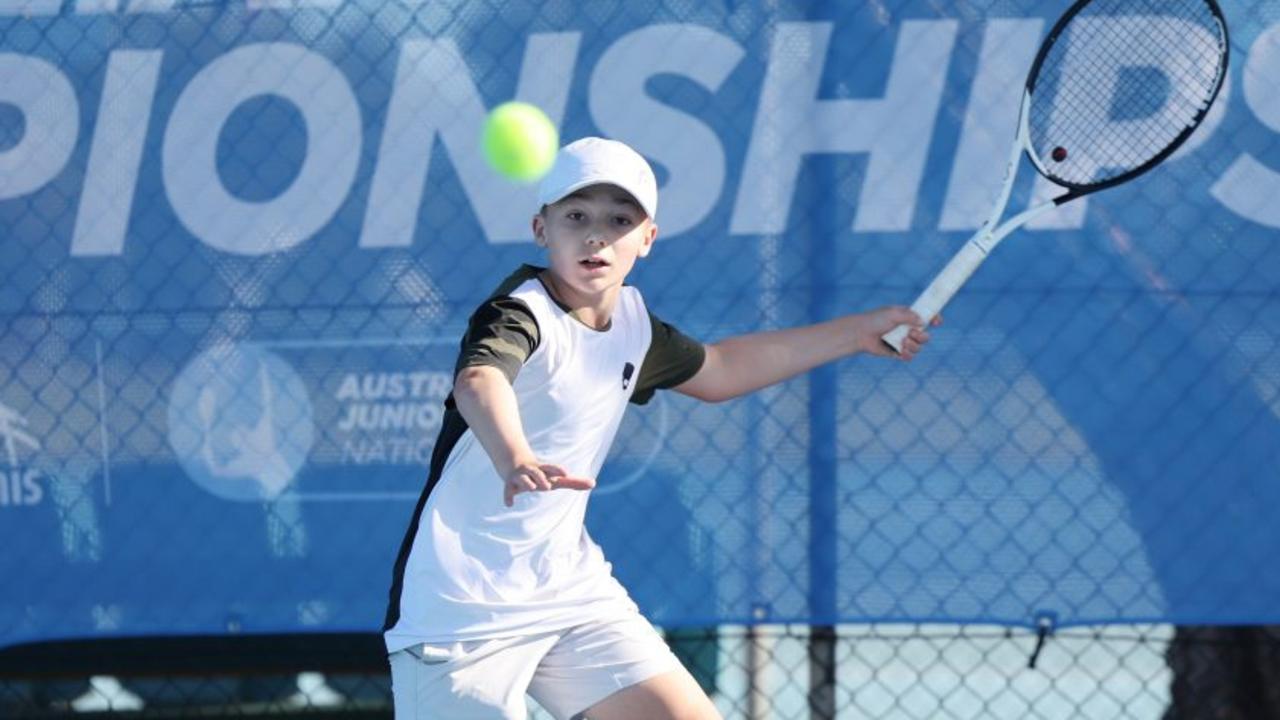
[882,0,1229,353]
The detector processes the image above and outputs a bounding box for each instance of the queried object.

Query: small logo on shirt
[622,362,635,390]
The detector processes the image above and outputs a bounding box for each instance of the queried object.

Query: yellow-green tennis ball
[482,102,558,182]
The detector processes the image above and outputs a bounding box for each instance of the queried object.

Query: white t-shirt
[384,265,705,651]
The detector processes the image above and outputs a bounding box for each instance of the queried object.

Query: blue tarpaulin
[2,0,1278,648]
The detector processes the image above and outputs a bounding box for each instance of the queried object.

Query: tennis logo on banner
[166,339,458,502]
[0,400,44,507]
[167,345,314,502]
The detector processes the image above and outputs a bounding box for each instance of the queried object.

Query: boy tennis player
[384,137,936,719]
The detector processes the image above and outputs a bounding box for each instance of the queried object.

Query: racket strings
[1047,18,1215,166]
[1074,37,1206,167]
[1028,0,1226,186]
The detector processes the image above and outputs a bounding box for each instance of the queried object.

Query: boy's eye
[614,216,634,227]
[566,211,584,221]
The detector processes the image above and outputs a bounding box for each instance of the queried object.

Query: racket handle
[881,239,989,354]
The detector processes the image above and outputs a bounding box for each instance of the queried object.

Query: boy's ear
[531,214,547,247]
[636,221,658,258]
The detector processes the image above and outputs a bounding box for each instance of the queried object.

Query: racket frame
[881,0,1229,354]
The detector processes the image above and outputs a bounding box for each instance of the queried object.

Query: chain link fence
[6,625,1280,718]
[3,0,1280,717]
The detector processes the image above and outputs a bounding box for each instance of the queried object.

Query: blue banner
[2,0,1279,648]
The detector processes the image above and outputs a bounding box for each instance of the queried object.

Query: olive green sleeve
[630,312,706,406]
[454,296,540,383]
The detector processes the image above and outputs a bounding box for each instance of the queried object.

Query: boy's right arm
[452,366,594,506]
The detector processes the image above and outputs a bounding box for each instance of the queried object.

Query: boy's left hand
[854,306,942,361]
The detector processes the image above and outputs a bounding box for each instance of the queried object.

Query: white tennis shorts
[388,611,682,720]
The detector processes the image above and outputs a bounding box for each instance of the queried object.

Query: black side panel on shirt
[382,406,469,632]
[383,266,543,633]
[631,312,706,405]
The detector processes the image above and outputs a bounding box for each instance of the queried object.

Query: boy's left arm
[675,306,936,403]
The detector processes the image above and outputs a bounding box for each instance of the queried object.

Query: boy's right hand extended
[503,461,596,507]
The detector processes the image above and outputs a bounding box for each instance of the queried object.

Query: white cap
[537,137,658,219]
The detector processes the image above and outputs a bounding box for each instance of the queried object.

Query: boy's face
[532,184,657,298]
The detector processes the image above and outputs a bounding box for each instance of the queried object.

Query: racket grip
[881,239,990,354]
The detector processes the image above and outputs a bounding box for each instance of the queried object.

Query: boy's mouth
[579,257,610,270]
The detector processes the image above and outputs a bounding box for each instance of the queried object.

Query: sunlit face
[532,184,657,301]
